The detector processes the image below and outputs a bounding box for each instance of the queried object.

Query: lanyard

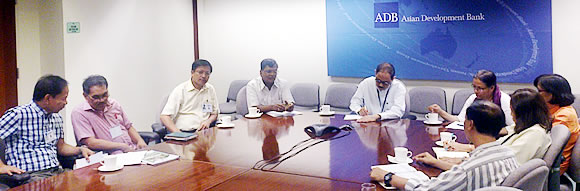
[376,87,390,113]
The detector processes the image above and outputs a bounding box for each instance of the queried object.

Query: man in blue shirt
[0,75,94,183]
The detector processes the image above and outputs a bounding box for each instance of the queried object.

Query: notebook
[165,132,198,141]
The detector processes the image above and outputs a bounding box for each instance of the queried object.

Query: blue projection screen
[326,0,552,83]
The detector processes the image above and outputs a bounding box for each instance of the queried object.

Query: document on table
[445,121,465,130]
[371,164,430,189]
[266,111,303,117]
[343,115,362,121]
[74,151,106,169]
[117,151,148,165]
[432,147,470,159]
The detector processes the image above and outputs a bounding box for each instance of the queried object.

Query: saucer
[217,123,235,128]
[423,120,443,125]
[435,141,444,146]
[387,155,413,164]
[244,113,263,118]
[98,164,124,172]
[319,111,335,116]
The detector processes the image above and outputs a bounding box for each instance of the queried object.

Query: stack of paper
[116,151,148,165]
[445,121,465,130]
[141,150,179,165]
[371,163,430,189]
[343,115,362,121]
[432,147,470,159]
[266,111,302,117]
[74,151,106,169]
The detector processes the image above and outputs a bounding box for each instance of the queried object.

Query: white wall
[16,0,42,105]
[198,0,580,111]
[61,0,194,143]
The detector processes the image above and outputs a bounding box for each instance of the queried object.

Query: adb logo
[374,2,399,28]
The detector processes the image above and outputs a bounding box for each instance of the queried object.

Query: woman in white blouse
[428,70,515,125]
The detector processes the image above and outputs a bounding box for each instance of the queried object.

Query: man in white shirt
[350,62,406,122]
[246,58,295,112]
[160,60,219,132]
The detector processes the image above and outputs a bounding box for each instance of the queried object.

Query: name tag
[202,103,212,113]
[45,130,57,144]
[110,125,123,139]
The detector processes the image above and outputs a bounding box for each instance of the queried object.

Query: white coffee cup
[425,113,439,123]
[219,116,232,124]
[394,147,412,162]
[248,107,261,115]
[440,132,457,143]
[100,155,118,169]
[320,105,331,113]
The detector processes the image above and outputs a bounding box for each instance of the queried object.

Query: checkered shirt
[0,101,64,171]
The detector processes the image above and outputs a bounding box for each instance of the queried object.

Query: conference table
[11,111,467,190]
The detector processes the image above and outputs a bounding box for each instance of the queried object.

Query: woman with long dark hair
[534,74,579,174]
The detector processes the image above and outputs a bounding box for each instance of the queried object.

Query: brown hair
[510,88,551,133]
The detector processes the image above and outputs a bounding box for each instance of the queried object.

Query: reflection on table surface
[151,112,467,183]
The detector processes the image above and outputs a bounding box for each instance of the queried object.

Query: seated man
[370,100,519,190]
[0,75,93,182]
[71,75,147,154]
[160,59,219,132]
[246,58,295,112]
[350,62,406,122]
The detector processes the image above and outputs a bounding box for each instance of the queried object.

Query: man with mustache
[160,59,219,132]
[71,75,147,154]
[246,58,295,113]
[350,62,407,122]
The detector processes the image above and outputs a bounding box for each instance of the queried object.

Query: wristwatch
[384,172,395,186]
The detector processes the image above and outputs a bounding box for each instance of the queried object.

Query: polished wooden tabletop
[150,112,467,183]
[11,160,248,191]
[207,170,368,191]
[12,111,465,190]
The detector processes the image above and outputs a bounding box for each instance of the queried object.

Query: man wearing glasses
[246,58,295,112]
[71,75,148,154]
[160,60,219,132]
[350,62,407,122]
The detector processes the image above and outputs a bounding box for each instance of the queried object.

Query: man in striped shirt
[0,75,94,183]
[371,100,519,190]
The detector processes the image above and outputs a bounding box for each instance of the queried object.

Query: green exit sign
[67,22,80,33]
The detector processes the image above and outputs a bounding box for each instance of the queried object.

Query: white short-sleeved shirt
[458,92,515,125]
[161,80,219,131]
[246,76,294,108]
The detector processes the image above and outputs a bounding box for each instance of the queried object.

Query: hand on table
[443,141,474,152]
[357,114,380,123]
[370,167,389,182]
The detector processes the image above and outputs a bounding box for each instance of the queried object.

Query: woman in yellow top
[534,74,579,174]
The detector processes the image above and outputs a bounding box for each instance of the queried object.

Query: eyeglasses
[472,85,488,92]
[89,92,109,101]
[375,79,391,87]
